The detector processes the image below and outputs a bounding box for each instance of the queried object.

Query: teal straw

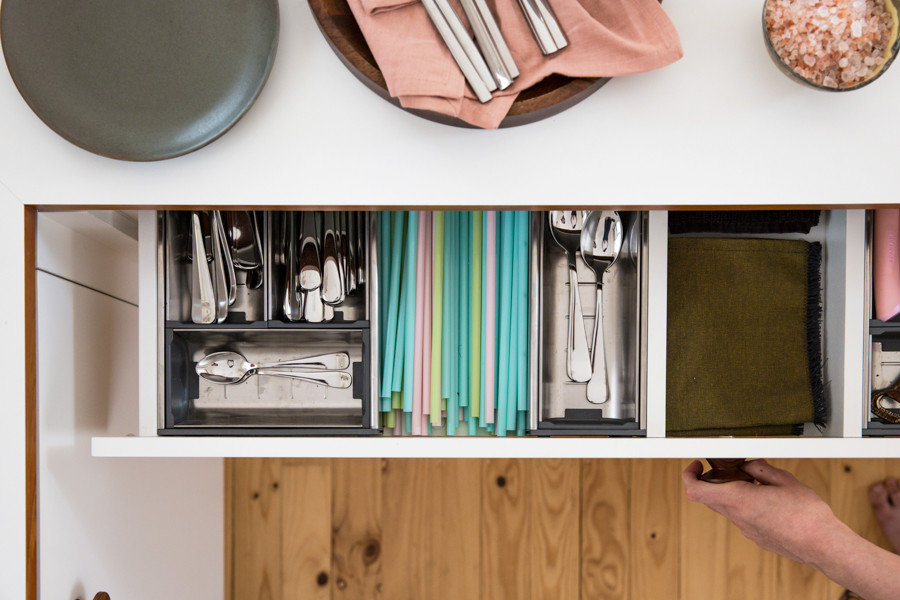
[381,211,406,399]
[402,211,418,414]
[495,212,514,437]
[517,212,529,414]
[406,412,413,434]
[494,212,502,418]
[506,214,520,433]
[516,410,526,437]
[459,211,470,410]
[391,301,406,392]
[479,211,488,430]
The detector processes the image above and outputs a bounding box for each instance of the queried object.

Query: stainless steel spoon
[548,211,591,382]
[580,211,623,409]
[195,351,353,388]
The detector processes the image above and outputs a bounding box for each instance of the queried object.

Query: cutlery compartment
[163,211,267,324]
[157,210,377,434]
[530,211,647,435]
[267,211,369,325]
[163,328,373,432]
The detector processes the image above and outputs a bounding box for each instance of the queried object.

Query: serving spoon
[549,211,591,382]
[195,351,352,388]
[580,211,623,409]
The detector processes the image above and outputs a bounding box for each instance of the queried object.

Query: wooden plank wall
[227,459,898,600]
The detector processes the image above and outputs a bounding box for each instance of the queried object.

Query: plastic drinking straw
[441,212,452,402]
[517,211,530,414]
[495,212,514,437]
[430,212,445,425]
[516,410,526,437]
[379,212,392,412]
[479,211,488,429]
[392,389,402,410]
[446,212,459,436]
[385,407,396,428]
[391,294,406,394]
[402,211,418,415]
[459,211,470,411]
[471,211,483,419]
[381,211,406,399]
[412,212,427,435]
[423,213,433,419]
[484,211,497,424]
[506,214,520,432]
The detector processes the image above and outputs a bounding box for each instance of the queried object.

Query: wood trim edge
[24,205,37,600]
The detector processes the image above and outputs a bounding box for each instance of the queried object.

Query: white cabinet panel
[37,271,222,599]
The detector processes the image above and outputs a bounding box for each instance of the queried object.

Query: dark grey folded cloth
[668,211,821,235]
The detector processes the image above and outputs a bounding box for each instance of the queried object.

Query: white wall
[36,212,223,600]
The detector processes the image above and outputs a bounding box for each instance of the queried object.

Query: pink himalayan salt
[765,0,895,88]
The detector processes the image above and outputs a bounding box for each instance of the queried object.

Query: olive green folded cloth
[666,237,825,437]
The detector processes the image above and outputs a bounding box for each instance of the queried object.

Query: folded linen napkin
[665,238,826,437]
[345,0,682,128]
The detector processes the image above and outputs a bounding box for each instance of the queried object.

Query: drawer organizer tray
[528,211,647,436]
[157,210,378,435]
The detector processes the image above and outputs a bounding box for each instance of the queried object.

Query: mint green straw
[381,211,406,399]
[470,211,482,419]
[430,212,445,425]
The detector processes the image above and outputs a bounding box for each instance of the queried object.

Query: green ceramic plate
[1,0,279,161]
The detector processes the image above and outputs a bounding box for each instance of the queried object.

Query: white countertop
[0,0,897,209]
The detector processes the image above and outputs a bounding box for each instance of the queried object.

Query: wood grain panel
[628,459,680,600]
[680,462,732,600]
[281,459,333,600]
[528,460,580,600]
[581,459,629,600]
[332,458,383,599]
[482,458,529,600]
[382,459,481,600]
[232,458,284,600]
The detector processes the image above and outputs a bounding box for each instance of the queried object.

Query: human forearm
[807,518,900,600]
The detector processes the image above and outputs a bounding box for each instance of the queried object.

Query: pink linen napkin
[345,0,683,128]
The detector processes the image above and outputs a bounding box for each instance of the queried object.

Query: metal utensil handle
[283,213,302,321]
[433,0,498,92]
[259,352,351,371]
[459,0,513,89]
[254,369,353,389]
[191,212,216,324]
[566,265,592,382]
[214,210,237,305]
[421,0,494,102]
[322,212,344,305]
[473,0,519,78]
[586,285,612,406]
[533,0,567,51]
[517,0,558,55]
[210,212,229,323]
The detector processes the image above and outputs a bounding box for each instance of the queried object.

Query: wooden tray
[307,0,610,128]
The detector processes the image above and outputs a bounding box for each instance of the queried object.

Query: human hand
[682,459,840,565]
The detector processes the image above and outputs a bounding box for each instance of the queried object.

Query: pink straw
[422,213,434,420]
[412,211,427,436]
[485,211,497,424]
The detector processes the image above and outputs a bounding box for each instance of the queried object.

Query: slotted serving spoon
[549,211,591,382]
[580,211,623,410]
[195,351,352,388]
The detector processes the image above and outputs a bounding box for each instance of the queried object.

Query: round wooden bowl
[307,0,610,128]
